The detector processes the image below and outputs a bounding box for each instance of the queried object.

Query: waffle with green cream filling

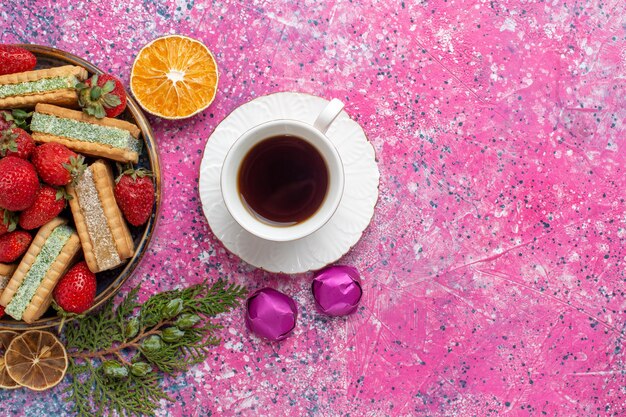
[0,65,88,109]
[4,224,73,320]
[0,76,78,99]
[30,103,141,163]
[30,112,142,153]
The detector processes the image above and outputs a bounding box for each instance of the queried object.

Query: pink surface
[2,0,626,416]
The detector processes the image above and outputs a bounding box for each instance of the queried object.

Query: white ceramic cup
[221,98,345,242]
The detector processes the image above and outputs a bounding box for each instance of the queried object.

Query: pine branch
[63,297,121,352]
[139,280,246,327]
[117,285,141,319]
[62,280,247,417]
[140,323,221,374]
[184,280,248,317]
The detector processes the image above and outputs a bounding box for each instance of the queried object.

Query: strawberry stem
[2,209,18,232]
[90,86,102,101]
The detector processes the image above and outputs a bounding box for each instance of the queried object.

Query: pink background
[2,0,626,416]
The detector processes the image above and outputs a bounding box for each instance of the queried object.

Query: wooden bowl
[0,44,161,330]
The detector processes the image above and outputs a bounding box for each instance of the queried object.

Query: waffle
[67,160,134,273]
[0,66,87,109]
[31,103,141,163]
[0,263,16,294]
[0,218,81,323]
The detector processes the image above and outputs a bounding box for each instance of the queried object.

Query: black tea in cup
[237,135,329,225]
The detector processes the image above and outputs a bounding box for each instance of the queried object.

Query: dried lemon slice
[0,331,19,389]
[5,330,68,391]
[130,35,219,119]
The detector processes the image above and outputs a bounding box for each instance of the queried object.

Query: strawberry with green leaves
[0,109,32,131]
[0,209,18,236]
[76,74,127,119]
[0,230,32,263]
[0,156,39,211]
[0,45,37,76]
[53,261,96,314]
[1,127,35,159]
[19,186,67,230]
[0,111,11,131]
[31,142,86,186]
[114,166,154,226]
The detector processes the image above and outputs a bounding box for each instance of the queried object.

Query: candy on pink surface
[312,265,362,316]
[245,288,297,341]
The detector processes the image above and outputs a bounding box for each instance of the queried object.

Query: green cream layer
[0,76,78,99]
[5,224,73,320]
[30,112,142,153]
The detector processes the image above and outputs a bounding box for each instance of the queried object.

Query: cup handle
[313,98,345,134]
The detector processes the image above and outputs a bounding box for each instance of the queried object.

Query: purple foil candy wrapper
[312,265,363,316]
[245,288,298,341]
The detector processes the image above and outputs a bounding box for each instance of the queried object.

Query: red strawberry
[18,186,67,230]
[114,167,154,226]
[0,209,18,236]
[1,127,35,159]
[0,45,37,76]
[0,156,39,211]
[76,74,127,118]
[53,261,96,314]
[31,142,86,186]
[0,305,5,319]
[0,230,32,263]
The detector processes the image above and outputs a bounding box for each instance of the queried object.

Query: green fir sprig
[61,280,247,417]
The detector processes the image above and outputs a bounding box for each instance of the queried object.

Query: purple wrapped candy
[245,288,297,341]
[312,265,363,316]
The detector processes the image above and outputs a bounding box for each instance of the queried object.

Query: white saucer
[199,92,379,274]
